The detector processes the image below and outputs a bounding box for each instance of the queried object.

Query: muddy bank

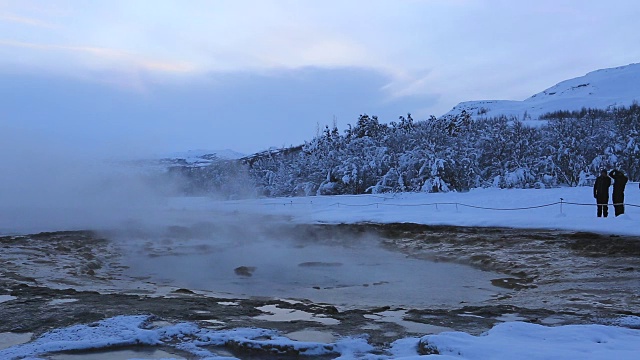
[372,223,640,315]
[1,224,639,354]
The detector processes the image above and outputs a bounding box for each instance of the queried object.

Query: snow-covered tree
[178,104,640,198]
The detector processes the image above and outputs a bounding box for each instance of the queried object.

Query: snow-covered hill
[157,149,245,167]
[445,63,640,122]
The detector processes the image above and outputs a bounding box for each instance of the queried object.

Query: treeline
[171,103,640,197]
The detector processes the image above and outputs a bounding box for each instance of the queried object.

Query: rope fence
[223,182,640,213]
[256,198,640,213]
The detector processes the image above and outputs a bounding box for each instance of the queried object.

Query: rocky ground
[1,224,639,358]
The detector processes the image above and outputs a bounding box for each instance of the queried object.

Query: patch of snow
[253,305,340,325]
[47,299,78,306]
[419,321,640,360]
[217,301,239,306]
[3,315,639,360]
[610,316,640,329]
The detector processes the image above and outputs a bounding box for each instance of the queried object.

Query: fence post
[560,198,564,215]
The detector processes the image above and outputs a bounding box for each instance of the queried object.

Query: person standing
[609,169,628,216]
[593,170,611,217]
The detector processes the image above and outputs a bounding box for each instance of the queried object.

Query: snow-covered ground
[2,314,639,360]
[182,184,640,236]
[2,185,640,359]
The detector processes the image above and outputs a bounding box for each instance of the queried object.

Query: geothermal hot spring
[113,212,502,309]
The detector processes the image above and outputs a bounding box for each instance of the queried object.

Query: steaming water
[119,222,503,308]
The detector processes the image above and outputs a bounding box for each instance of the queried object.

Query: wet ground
[1,223,639,358]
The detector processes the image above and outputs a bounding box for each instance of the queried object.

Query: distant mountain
[156,149,246,168]
[445,63,640,122]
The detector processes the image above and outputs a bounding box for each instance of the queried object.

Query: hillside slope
[445,63,640,122]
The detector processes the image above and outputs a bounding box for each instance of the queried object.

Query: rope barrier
[328,194,397,200]
[252,199,640,211]
[456,202,561,211]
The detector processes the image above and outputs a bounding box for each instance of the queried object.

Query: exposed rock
[234,266,256,277]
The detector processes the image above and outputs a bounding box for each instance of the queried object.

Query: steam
[0,126,500,308]
[0,127,181,235]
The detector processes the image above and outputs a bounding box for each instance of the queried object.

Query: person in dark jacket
[593,170,611,217]
[609,169,628,216]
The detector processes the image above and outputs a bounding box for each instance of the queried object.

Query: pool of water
[0,332,32,350]
[119,223,503,308]
[49,348,186,360]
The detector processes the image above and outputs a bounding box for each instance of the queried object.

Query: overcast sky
[2,0,640,157]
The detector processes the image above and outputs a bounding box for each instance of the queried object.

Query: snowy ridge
[445,63,640,122]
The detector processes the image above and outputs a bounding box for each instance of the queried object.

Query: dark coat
[609,170,628,195]
[593,174,611,200]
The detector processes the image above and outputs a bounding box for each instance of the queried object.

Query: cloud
[0,12,57,28]
[2,1,640,125]
[0,39,196,91]
[0,67,437,156]
[0,39,194,73]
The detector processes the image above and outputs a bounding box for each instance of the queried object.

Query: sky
[2,0,640,157]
